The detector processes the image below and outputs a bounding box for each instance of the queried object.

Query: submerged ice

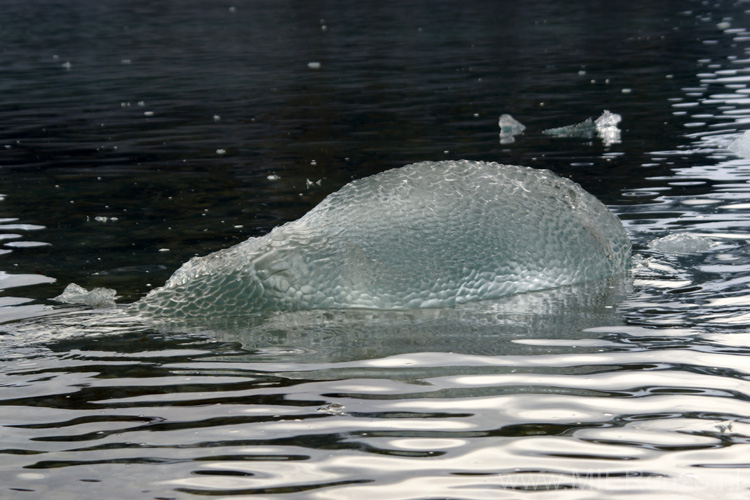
[134,160,631,318]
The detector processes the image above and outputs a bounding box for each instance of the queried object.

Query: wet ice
[498,114,526,143]
[134,160,631,318]
[544,110,622,146]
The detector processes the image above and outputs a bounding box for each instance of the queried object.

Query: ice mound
[134,160,631,318]
[729,130,750,158]
[648,233,714,254]
[54,283,117,308]
[543,110,622,146]
[498,114,526,144]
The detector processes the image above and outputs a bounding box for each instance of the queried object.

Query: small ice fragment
[94,216,109,223]
[544,110,621,146]
[649,233,714,254]
[267,174,281,181]
[498,114,525,144]
[543,117,596,139]
[621,88,632,94]
[61,61,72,70]
[216,149,226,155]
[594,110,621,129]
[53,283,117,308]
[144,111,154,117]
[717,21,731,30]
[308,61,322,70]
[594,110,622,146]
[137,101,145,106]
[213,114,221,122]
[159,248,170,252]
[729,130,750,158]
[121,59,131,65]
[317,403,346,415]
[229,6,236,12]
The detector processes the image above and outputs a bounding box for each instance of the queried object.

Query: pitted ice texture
[135,160,631,317]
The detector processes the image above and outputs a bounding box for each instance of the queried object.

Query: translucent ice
[54,283,117,308]
[134,160,631,318]
[498,114,525,144]
[594,110,622,145]
[544,117,596,139]
[649,233,714,254]
[544,110,621,146]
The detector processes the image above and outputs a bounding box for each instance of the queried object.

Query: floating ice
[93,216,118,223]
[648,233,715,254]
[308,62,322,70]
[544,110,622,146]
[594,110,622,146]
[498,114,526,144]
[544,118,595,139]
[134,160,631,318]
[729,130,750,158]
[54,283,117,308]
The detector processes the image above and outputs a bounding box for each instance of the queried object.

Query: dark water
[3,0,750,498]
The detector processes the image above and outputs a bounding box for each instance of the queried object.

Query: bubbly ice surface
[648,233,715,254]
[54,283,117,308]
[135,160,631,318]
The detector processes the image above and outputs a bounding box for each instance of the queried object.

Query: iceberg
[134,160,631,318]
[543,110,622,146]
[498,114,526,144]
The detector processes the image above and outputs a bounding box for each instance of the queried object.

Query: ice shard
[498,114,526,144]
[54,283,117,308]
[543,110,622,146]
[134,160,631,318]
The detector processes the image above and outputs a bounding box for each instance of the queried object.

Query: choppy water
[3,1,750,498]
